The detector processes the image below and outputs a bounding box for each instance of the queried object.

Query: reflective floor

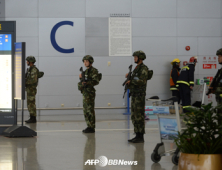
[0,115,178,170]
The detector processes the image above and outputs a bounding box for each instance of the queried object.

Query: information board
[109,18,132,56]
[0,34,12,111]
[159,117,178,141]
[0,21,16,126]
[14,42,25,100]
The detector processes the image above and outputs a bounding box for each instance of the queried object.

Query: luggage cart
[147,96,182,165]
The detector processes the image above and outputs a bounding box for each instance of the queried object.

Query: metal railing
[16,107,127,116]
[17,107,126,111]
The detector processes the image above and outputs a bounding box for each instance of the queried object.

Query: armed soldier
[78,55,101,133]
[25,56,39,123]
[125,50,150,143]
[208,49,222,113]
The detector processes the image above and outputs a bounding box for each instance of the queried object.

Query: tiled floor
[0,115,178,170]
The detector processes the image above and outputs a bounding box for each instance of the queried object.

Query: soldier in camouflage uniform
[78,55,100,133]
[209,48,222,113]
[25,56,39,123]
[126,50,149,143]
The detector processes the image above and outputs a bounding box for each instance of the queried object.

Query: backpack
[34,66,44,79]
[143,65,153,80]
[38,71,44,78]
[94,72,102,86]
[147,70,153,80]
[98,73,102,81]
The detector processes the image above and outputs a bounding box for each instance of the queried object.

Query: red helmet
[183,61,188,66]
[189,56,198,63]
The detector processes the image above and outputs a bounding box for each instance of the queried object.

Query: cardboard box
[169,105,183,114]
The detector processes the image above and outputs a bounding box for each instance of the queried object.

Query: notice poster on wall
[109,18,132,56]
[203,56,217,69]
[0,34,12,110]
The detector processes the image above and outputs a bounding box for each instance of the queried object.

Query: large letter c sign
[50,21,74,53]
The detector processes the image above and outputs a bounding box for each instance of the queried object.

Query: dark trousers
[179,84,191,113]
[171,90,180,104]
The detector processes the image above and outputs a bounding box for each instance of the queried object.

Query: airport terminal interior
[0,0,222,170]
[1,115,178,170]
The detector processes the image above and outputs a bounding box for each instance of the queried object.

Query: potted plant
[174,103,222,170]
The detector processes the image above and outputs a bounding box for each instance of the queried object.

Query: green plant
[174,103,222,154]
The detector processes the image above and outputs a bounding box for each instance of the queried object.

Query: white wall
[4,0,221,115]
[0,0,5,19]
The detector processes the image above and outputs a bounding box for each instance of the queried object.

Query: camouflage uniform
[78,66,100,129]
[215,69,222,105]
[214,48,222,114]
[26,65,39,117]
[129,63,149,134]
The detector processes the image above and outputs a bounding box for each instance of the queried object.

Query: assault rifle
[123,65,133,98]
[25,68,29,79]
[206,69,222,95]
[80,67,86,87]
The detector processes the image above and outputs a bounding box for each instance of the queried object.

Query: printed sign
[109,17,132,56]
[207,77,213,83]
[203,64,217,69]
[203,56,217,69]
[153,106,170,115]
[145,106,153,115]
[159,117,178,140]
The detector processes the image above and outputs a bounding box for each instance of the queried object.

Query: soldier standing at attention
[208,49,222,113]
[126,51,149,143]
[25,56,39,123]
[78,55,100,133]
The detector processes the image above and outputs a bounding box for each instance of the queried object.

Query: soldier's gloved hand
[79,74,82,78]
[125,73,128,78]
[82,82,87,85]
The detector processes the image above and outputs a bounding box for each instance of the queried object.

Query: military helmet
[82,55,94,64]
[26,56,36,63]
[132,50,146,60]
[171,58,180,65]
[216,48,222,56]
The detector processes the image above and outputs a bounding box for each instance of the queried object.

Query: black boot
[25,116,36,123]
[25,117,32,123]
[132,133,144,143]
[128,133,139,142]
[82,127,95,133]
[82,127,89,133]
